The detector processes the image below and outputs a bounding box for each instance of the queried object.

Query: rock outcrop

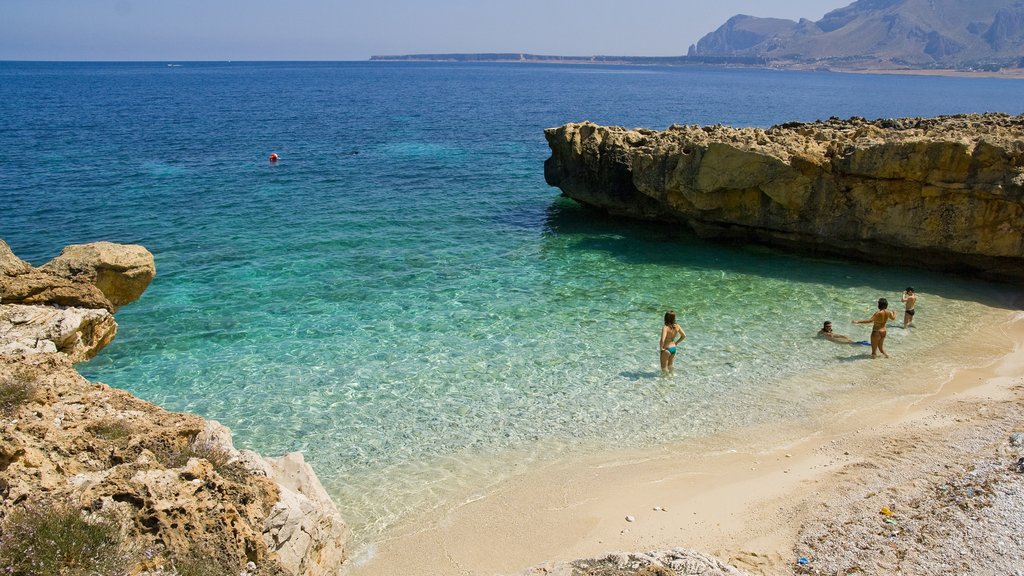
[0,304,116,362]
[0,241,348,575]
[39,242,156,311]
[0,240,155,312]
[544,113,1024,281]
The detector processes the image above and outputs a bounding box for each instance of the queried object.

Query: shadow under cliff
[542,197,1024,312]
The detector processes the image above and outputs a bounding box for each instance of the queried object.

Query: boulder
[40,241,156,311]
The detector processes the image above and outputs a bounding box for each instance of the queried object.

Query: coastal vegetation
[0,504,131,576]
[0,375,33,415]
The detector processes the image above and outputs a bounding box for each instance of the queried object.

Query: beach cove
[2,62,1023,574]
[347,304,1024,575]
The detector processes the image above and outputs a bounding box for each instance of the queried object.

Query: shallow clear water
[2,61,1021,541]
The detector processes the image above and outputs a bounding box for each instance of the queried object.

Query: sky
[1,0,853,61]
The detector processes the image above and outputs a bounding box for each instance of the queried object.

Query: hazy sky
[2,0,853,61]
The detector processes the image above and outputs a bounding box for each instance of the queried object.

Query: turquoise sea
[2,62,1022,544]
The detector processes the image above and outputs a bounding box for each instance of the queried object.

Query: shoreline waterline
[342,298,1023,575]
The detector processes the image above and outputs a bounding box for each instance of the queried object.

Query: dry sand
[345,308,1024,576]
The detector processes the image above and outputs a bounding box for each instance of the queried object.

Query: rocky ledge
[544,113,1024,280]
[0,241,347,575]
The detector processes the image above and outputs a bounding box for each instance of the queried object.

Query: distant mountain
[689,0,1024,70]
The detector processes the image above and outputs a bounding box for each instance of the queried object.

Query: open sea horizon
[2,61,1023,545]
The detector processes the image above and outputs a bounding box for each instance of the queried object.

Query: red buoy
[269,152,279,163]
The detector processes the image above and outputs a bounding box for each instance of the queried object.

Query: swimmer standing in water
[853,298,897,358]
[659,310,686,374]
[901,287,917,328]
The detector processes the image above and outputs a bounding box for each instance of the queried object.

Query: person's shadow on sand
[836,353,876,362]
[620,370,663,380]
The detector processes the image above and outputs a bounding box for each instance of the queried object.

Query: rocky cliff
[0,241,348,575]
[544,113,1024,280]
[689,0,1024,71]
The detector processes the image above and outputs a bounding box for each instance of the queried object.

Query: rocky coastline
[544,113,1024,281]
[0,240,347,575]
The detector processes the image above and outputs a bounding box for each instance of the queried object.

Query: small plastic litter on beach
[797,557,809,565]
[880,506,895,516]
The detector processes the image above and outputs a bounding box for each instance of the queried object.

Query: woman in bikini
[853,297,897,358]
[659,310,686,374]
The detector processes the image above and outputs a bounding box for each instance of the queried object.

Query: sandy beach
[345,303,1024,576]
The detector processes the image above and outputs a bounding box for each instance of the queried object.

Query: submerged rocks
[544,113,1024,280]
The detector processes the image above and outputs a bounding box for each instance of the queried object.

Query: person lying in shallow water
[818,320,872,347]
[818,321,855,344]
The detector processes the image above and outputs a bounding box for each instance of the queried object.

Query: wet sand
[345,306,1024,576]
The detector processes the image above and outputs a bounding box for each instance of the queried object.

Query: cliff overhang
[544,113,1024,281]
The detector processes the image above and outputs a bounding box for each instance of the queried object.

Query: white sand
[345,307,1024,576]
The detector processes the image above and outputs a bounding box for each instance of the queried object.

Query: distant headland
[371,0,1024,76]
[368,53,768,66]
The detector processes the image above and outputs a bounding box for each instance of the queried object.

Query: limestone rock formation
[0,240,348,575]
[0,304,117,362]
[40,241,156,311]
[0,241,154,312]
[0,352,348,576]
[0,240,32,276]
[544,113,1024,280]
[0,267,112,310]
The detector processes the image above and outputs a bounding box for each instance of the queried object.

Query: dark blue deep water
[2,61,1022,540]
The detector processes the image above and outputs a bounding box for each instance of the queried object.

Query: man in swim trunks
[853,298,897,358]
[659,310,686,374]
[901,287,917,328]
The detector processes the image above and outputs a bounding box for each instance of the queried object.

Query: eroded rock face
[0,353,349,575]
[40,241,156,311]
[0,241,155,312]
[0,304,117,362]
[0,240,32,276]
[544,113,1024,280]
[0,240,348,575]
